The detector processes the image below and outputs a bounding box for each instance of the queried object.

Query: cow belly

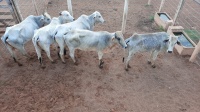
[77,45,97,51]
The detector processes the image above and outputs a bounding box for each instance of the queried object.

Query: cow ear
[112,36,115,41]
[93,12,97,19]
[163,39,169,43]
[40,17,44,22]
[177,41,181,45]
[59,12,62,16]
[43,12,47,17]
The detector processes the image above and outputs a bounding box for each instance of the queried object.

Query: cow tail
[1,36,9,47]
[123,49,125,63]
[123,38,130,63]
[53,31,58,41]
[1,36,8,44]
[33,36,40,49]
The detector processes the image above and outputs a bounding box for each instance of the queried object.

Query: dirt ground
[0,0,200,112]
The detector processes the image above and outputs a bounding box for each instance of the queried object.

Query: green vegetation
[149,15,154,22]
[145,4,152,7]
[184,29,200,44]
[158,26,164,31]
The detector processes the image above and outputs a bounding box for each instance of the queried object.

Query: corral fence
[0,0,199,65]
[0,0,48,58]
[0,0,73,59]
[148,0,200,66]
[0,0,48,35]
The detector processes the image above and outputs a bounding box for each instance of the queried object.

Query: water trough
[154,12,173,31]
[167,26,196,55]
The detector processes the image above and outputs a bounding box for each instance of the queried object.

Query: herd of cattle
[1,10,181,71]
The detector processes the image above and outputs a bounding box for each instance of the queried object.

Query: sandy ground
[0,0,200,112]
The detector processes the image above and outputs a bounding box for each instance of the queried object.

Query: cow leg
[98,51,104,68]
[151,51,159,68]
[36,46,45,68]
[55,38,65,63]
[43,44,55,63]
[5,44,22,66]
[148,51,154,64]
[16,44,31,59]
[34,43,45,68]
[69,47,76,64]
[125,50,134,71]
[19,46,31,59]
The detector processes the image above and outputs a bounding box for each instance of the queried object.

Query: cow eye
[177,41,181,45]
[99,16,101,18]
[116,37,120,41]
[47,18,50,21]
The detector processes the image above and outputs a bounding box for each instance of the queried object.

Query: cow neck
[88,14,95,30]
[34,15,44,28]
[109,33,116,49]
[58,16,65,24]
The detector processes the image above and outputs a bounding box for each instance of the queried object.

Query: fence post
[5,0,20,23]
[148,0,151,5]
[32,0,39,15]
[121,0,129,33]
[173,0,185,26]
[189,41,200,62]
[67,0,73,16]
[10,0,23,21]
[5,0,18,23]
[158,0,165,12]
[43,0,48,12]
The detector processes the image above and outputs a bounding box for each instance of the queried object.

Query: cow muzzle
[167,51,172,53]
[124,45,128,49]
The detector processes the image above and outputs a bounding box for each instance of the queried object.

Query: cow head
[40,12,51,26]
[92,11,105,24]
[59,10,75,23]
[113,31,127,48]
[163,35,181,53]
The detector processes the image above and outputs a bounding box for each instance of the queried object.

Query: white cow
[63,29,127,68]
[1,12,51,66]
[124,32,181,71]
[32,11,74,67]
[53,11,105,63]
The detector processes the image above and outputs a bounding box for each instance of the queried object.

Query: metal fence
[0,0,47,35]
[149,0,200,65]
[14,0,47,19]
[0,0,48,59]
[0,0,199,65]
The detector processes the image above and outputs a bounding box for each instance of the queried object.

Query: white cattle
[124,32,181,71]
[63,29,127,68]
[1,12,51,66]
[53,11,105,63]
[32,11,74,67]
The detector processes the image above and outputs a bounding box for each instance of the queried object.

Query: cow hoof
[41,65,46,69]
[147,61,151,64]
[18,63,23,66]
[100,61,104,64]
[99,64,103,69]
[125,68,129,71]
[151,65,156,68]
[128,64,131,68]
[51,60,56,64]
[74,62,78,66]
[62,61,66,64]
[28,57,34,60]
